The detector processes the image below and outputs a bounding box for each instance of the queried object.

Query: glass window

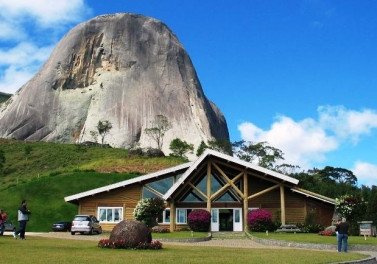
[211,209,218,223]
[164,209,170,223]
[98,207,123,223]
[234,209,240,223]
[177,209,186,223]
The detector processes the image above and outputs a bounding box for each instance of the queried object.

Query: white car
[71,215,102,235]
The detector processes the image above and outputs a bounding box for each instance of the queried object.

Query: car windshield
[73,216,90,221]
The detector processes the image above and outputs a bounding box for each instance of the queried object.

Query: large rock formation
[0,13,229,155]
[109,220,151,248]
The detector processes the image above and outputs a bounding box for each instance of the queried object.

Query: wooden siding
[78,183,142,231]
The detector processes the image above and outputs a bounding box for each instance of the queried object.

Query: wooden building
[65,149,335,232]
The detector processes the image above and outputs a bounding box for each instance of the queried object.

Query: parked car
[71,215,102,235]
[52,221,72,232]
[0,220,16,234]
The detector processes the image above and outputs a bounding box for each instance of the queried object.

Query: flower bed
[98,238,163,249]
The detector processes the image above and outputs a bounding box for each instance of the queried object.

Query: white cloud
[0,0,89,28]
[238,105,377,170]
[238,115,338,168]
[0,0,91,93]
[0,42,53,66]
[0,66,34,94]
[318,105,377,144]
[352,162,377,187]
[0,42,54,93]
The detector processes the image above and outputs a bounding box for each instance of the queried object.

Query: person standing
[0,209,7,235]
[13,200,31,240]
[335,218,349,252]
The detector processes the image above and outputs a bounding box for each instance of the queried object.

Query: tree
[169,138,194,159]
[97,120,112,145]
[144,115,171,150]
[233,141,284,170]
[0,149,5,173]
[196,140,208,156]
[318,166,358,186]
[133,198,165,227]
[207,139,233,155]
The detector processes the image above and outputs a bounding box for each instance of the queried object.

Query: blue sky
[0,0,376,186]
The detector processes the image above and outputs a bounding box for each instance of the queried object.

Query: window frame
[98,206,123,223]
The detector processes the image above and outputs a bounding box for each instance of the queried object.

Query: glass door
[211,209,219,231]
[233,208,242,231]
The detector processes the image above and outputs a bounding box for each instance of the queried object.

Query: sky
[0,0,376,187]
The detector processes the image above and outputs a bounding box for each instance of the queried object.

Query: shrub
[98,238,162,249]
[318,230,336,236]
[187,209,211,232]
[133,198,165,227]
[247,209,275,232]
[151,226,170,233]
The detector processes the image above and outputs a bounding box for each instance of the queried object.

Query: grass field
[250,232,377,246]
[0,139,185,232]
[0,236,369,264]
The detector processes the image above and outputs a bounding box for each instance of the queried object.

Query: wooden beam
[207,161,211,212]
[169,200,175,232]
[212,162,245,198]
[247,183,280,200]
[280,184,286,225]
[143,185,164,198]
[243,170,248,231]
[188,182,207,200]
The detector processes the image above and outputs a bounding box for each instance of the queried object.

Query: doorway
[219,209,233,231]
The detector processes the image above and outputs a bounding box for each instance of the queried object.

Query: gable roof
[163,149,299,200]
[291,187,335,205]
[64,162,192,203]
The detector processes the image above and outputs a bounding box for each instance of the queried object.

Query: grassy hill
[0,92,11,103]
[0,139,185,231]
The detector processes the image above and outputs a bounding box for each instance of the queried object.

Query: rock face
[110,220,151,248]
[0,13,229,155]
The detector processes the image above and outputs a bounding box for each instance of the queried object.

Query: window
[98,207,123,223]
[176,209,193,224]
[158,209,171,224]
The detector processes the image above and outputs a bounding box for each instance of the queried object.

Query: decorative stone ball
[110,220,152,248]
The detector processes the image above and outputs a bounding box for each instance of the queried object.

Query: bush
[133,198,165,227]
[151,226,170,233]
[247,209,275,232]
[98,238,162,249]
[187,209,211,232]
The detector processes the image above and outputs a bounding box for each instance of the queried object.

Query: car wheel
[89,228,94,235]
[71,232,75,235]
[97,227,102,234]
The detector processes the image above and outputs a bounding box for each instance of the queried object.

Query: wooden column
[280,184,286,225]
[169,200,175,232]
[243,171,248,231]
[206,161,212,212]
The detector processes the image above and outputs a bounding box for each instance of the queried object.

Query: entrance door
[211,209,219,232]
[233,208,242,231]
[219,209,233,231]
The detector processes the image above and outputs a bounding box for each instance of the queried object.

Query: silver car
[71,215,102,235]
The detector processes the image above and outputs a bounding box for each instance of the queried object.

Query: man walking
[14,200,31,240]
[335,218,349,252]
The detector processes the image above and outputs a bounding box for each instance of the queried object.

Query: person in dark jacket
[335,218,349,252]
[13,200,31,240]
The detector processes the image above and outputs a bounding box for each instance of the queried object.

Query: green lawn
[250,232,377,246]
[0,236,368,264]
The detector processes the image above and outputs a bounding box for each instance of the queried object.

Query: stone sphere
[109,220,152,248]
